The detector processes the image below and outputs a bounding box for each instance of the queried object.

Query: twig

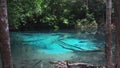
[31,60,42,68]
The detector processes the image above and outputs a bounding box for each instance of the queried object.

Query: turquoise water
[10,31,105,68]
[10,32,104,53]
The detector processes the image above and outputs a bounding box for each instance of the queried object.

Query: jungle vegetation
[7,0,106,32]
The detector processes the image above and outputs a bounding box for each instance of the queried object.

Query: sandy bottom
[10,49,105,68]
[0,47,105,68]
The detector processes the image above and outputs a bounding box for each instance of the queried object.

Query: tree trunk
[114,0,120,68]
[0,0,13,68]
[105,0,113,68]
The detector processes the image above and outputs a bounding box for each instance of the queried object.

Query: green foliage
[7,0,105,32]
[88,0,106,22]
[75,16,97,33]
[7,0,43,28]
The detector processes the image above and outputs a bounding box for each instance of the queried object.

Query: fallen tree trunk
[49,61,106,68]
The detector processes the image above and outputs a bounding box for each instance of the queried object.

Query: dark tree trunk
[105,0,113,68]
[114,0,120,68]
[0,0,13,68]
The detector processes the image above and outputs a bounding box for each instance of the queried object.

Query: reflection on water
[10,31,105,68]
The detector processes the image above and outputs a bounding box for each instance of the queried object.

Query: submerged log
[49,61,105,68]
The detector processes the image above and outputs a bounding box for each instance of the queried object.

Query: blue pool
[10,31,105,68]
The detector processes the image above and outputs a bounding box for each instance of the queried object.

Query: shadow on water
[10,31,105,68]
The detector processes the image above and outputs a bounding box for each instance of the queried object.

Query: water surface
[10,31,105,68]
